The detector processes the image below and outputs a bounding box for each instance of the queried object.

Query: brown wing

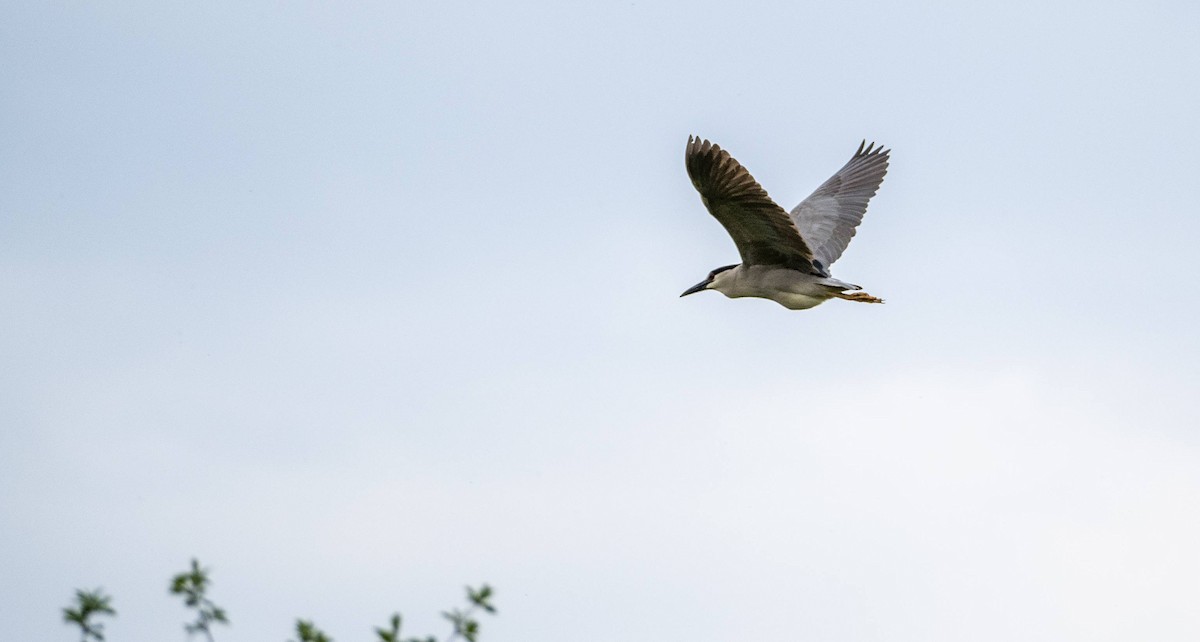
[685,136,818,272]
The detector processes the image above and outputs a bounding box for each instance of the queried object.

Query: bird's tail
[820,277,861,291]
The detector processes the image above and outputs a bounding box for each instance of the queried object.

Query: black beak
[680,280,709,297]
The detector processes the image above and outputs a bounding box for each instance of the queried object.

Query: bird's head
[680,264,738,297]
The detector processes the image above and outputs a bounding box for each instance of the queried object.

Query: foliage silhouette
[292,619,334,642]
[64,560,495,642]
[62,588,116,642]
[169,559,229,642]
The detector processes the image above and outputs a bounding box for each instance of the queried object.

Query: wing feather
[789,141,890,268]
[685,136,818,272]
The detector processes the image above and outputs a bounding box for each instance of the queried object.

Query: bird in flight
[681,137,890,310]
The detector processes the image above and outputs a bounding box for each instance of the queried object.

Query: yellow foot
[835,291,885,304]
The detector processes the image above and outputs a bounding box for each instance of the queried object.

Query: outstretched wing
[685,136,819,272]
[789,141,890,269]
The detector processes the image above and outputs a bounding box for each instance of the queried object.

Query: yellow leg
[834,291,885,304]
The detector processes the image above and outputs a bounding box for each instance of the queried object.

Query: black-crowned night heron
[680,137,890,310]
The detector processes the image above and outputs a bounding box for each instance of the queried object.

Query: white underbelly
[724,289,830,310]
[770,292,830,310]
[716,266,837,309]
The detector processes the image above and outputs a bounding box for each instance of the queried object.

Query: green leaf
[293,618,333,642]
[63,588,116,642]
[375,611,402,642]
[463,619,479,642]
[466,584,496,613]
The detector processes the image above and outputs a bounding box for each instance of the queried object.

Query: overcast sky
[3,1,1200,641]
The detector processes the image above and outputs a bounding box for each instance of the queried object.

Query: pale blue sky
[3,1,1200,641]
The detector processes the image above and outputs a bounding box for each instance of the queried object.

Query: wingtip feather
[855,140,892,158]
